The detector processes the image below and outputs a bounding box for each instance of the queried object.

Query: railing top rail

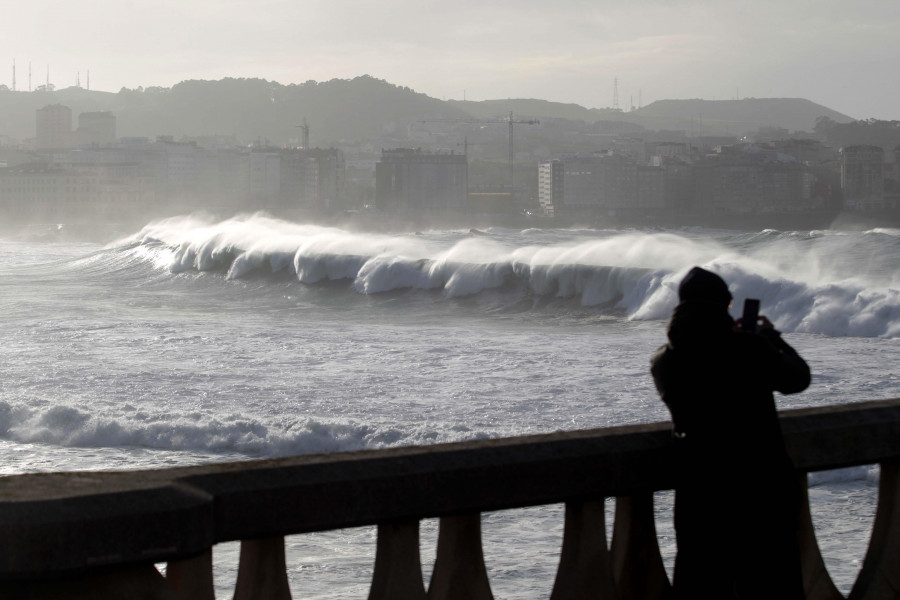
[1,398,899,579]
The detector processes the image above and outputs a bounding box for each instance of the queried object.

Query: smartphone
[741,298,760,331]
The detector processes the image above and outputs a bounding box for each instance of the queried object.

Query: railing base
[0,564,178,600]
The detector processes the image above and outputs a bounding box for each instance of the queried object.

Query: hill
[447,97,855,137]
[122,76,471,144]
[628,98,854,136]
[0,77,857,145]
[0,76,471,145]
[446,98,622,122]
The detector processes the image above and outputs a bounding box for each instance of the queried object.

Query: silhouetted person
[651,266,810,600]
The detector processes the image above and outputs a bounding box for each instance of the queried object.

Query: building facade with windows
[841,145,885,211]
[375,149,467,213]
[35,104,73,150]
[76,112,117,146]
[538,159,563,217]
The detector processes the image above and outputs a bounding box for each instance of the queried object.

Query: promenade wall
[1,399,899,599]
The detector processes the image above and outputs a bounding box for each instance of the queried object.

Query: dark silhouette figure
[651,267,810,600]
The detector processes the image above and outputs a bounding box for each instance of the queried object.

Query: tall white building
[35,104,72,149]
[538,160,563,217]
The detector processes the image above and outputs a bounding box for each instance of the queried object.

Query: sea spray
[111,214,900,338]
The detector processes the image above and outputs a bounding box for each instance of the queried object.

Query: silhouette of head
[678,266,732,308]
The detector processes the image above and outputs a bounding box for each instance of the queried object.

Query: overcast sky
[2,0,898,120]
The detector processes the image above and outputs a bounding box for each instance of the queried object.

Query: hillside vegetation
[632,98,854,136]
[0,76,857,144]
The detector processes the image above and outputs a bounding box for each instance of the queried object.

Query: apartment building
[35,104,73,150]
[538,159,563,217]
[841,145,885,211]
[375,149,467,213]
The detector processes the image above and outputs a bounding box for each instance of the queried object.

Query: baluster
[167,548,216,600]
[233,536,292,600]
[551,500,618,600]
[427,513,493,600]
[369,520,427,600]
[611,494,672,600]
[850,460,900,600]
[796,473,844,600]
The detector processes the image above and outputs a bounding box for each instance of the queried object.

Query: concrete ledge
[781,398,900,471]
[0,474,212,579]
[178,421,676,542]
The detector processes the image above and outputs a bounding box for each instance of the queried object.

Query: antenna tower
[28,62,31,91]
[613,77,619,110]
[12,60,15,91]
[87,70,90,91]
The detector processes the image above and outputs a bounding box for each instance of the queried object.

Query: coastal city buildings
[0,104,347,225]
[1,101,899,227]
[0,161,153,222]
[540,141,834,221]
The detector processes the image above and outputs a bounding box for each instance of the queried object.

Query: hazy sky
[3,0,898,120]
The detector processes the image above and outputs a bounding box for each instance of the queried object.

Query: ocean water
[1,214,898,597]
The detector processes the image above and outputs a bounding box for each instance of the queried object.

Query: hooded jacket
[650,271,810,600]
[650,299,810,469]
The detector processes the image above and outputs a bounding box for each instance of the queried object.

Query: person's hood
[678,266,732,307]
[667,300,734,350]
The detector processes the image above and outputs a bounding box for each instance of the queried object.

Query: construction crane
[296,118,310,149]
[420,111,539,194]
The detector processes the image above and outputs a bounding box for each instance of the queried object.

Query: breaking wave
[0,400,487,458]
[96,213,900,338]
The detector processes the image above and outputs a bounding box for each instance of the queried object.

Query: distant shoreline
[3,207,898,244]
[584,209,900,232]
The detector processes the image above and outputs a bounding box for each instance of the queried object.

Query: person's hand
[734,315,775,333]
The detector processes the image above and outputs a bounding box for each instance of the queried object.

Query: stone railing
[2,398,900,599]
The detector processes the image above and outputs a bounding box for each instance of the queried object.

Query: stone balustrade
[1,398,899,599]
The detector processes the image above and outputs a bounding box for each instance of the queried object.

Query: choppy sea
[1,214,897,598]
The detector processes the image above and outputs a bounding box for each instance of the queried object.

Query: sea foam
[114,214,900,338]
[0,399,485,458]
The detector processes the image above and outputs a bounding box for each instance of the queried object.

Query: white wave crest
[0,400,488,458]
[112,214,900,338]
